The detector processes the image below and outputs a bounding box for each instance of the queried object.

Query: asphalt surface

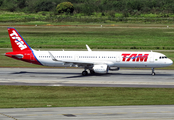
[0,68,174,120]
[0,105,174,120]
[0,68,174,88]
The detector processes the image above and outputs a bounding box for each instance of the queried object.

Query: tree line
[0,0,174,16]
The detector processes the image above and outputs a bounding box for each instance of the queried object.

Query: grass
[0,86,174,108]
[0,11,48,22]
[0,25,174,69]
[0,26,174,49]
[0,11,174,23]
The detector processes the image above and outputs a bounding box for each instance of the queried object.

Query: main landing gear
[151,68,155,76]
[82,70,88,76]
[82,69,95,76]
[90,70,95,75]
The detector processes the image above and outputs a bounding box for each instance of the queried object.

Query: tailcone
[5,52,23,59]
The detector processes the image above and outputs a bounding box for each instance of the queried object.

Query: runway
[0,105,174,120]
[0,68,174,120]
[0,68,174,88]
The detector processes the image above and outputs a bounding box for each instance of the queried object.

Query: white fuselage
[6,27,173,76]
[34,51,173,68]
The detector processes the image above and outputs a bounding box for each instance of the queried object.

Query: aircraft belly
[39,59,64,67]
[115,62,163,68]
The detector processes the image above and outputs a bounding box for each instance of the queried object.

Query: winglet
[86,44,92,52]
[48,51,59,61]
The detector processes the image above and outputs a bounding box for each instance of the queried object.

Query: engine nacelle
[109,67,120,71]
[93,64,109,73]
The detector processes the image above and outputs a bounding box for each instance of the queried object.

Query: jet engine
[93,64,109,73]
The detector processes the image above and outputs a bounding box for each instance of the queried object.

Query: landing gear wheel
[82,71,88,76]
[90,70,95,75]
[152,72,155,76]
[151,68,155,76]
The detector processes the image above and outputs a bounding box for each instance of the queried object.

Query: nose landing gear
[151,68,155,76]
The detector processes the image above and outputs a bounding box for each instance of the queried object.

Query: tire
[152,72,155,76]
[90,70,95,75]
[82,71,88,76]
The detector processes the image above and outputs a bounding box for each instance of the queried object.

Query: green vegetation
[0,26,173,69]
[0,0,174,23]
[0,26,174,50]
[56,2,74,14]
[1,11,174,23]
[0,86,173,108]
[1,0,174,16]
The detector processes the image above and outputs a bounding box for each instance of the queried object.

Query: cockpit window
[159,56,167,59]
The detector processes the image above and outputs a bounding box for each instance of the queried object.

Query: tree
[0,0,3,7]
[1,0,18,12]
[56,2,74,14]
[81,0,95,16]
[35,1,56,12]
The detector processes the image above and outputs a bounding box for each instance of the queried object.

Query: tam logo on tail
[8,28,31,52]
[10,30,27,50]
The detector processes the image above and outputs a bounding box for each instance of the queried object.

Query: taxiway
[0,68,174,120]
[0,105,174,120]
[0,68,174,88]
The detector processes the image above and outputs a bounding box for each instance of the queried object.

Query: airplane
[5,27,173,76]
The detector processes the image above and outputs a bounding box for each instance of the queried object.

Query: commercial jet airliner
[5,28,173,76]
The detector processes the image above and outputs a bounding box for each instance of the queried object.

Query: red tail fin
[8,28,31,52]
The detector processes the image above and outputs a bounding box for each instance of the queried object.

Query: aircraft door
[149,54,154,62]
[116,56,120,62]
[74,55,79,61]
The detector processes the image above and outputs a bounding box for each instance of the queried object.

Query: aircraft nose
[167,59,173,66]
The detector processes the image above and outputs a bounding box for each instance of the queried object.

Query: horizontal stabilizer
[5,54,23,59]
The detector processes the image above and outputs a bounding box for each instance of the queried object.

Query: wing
[48,51,114,67]
[48,51,94,67]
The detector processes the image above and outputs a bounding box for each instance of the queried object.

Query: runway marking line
[42,114,53,116]
[146,112,158,113]
[27,114,38,116]
[0,113,18,120]
[160,111,172,113]
[62,114,76,117]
